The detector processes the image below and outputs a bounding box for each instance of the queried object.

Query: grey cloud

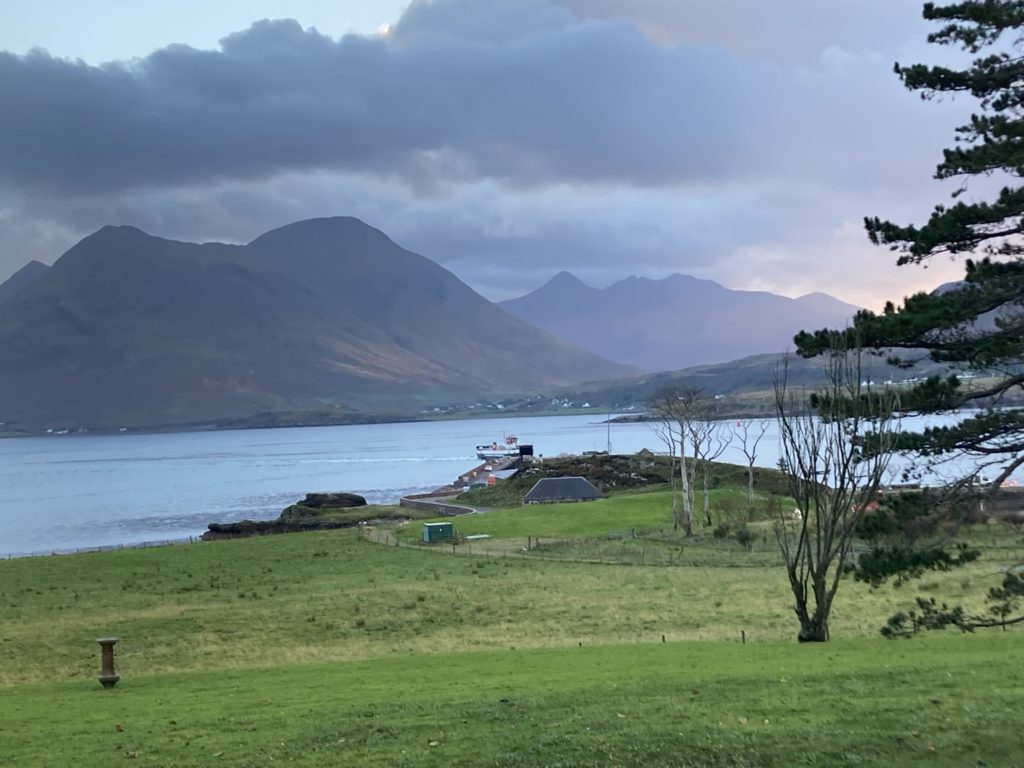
[0,12,766,198]
[0,163,873,299]
[0,0,966,205]
[0,0,978,310]
[0,158,966,310]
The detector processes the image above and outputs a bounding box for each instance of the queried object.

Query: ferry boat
[476,434,522,460]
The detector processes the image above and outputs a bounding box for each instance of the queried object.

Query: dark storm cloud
[0,7,764,198]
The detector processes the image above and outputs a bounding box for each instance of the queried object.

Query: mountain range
[499,271,860,371]
[0,218,632,429]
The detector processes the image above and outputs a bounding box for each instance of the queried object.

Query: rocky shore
[201,492,417,541]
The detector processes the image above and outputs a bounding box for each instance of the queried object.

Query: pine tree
[796,2,1024,626]
[797,1,1024,487]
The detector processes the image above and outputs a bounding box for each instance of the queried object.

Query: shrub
[735,525,757,552]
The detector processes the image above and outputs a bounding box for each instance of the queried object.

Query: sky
[0,0,984,308]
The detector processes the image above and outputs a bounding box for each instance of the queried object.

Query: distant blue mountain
[500,272,861,371]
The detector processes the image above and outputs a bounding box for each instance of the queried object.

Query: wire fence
[360,525,786,568]
[2,536,199,560]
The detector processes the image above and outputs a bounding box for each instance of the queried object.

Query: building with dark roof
[523,476,603,505]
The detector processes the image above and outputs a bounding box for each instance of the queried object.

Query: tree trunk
[787,568,831,643]
[668,452,679,530]
[685,453,696,525]
[702,465,712,527]
[679,453,693,537]
[799,590,831,642]
[671,484,681,530]
[747,464,755,510]
[796,618,829,643]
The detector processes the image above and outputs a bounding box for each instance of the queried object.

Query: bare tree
[688,400,732,527]
[773,349,899,642]
[647,386,702,535]
[647,390,682,530]
[737,419,770,511]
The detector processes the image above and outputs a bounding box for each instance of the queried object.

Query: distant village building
[523,476,603,505]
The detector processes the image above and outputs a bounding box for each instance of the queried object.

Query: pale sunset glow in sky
[0,0,978,308]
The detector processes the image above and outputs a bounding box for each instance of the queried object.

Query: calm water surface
[0,414,667,555]
[0,411,1011,556]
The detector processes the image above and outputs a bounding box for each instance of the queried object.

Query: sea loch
[0,414,668,556]
[1,411,1015,556]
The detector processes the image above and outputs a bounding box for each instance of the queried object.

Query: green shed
[422,522,455,543]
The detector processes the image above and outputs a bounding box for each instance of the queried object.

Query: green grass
[0,528,813,685]
[455,457,790,508]
[456,489,687,537]
[2,522,1018,687]
[2,484,1022,766]
[398,487,787,565]
[429,487,760,540]
[2,634,1021,766]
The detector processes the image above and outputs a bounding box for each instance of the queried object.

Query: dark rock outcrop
[298,492,366,509]
[202,520,303,540]
[202,491,408,541]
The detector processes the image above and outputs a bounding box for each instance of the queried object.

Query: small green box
[422,522,454,543]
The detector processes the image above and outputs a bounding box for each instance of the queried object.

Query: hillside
[500,271,861,371]
[0,218,633,429]
[0,260,48,304]
[536,350,953,417]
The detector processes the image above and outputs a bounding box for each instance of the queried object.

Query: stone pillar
[97,637,120,688]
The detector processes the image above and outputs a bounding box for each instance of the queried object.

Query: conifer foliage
[797,1,1024,486]
[796,2,1024,633]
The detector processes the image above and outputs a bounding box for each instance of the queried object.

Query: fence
[360,525,785,568]
[2,536,199,560]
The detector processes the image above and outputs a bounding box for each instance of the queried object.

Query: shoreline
[0,405,617,440]
[0,453,503,559]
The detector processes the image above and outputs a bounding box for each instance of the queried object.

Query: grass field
[0,527,858,685]
[2,482,1022,765]
[2,630,1021,766]
[431,487,735,539]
